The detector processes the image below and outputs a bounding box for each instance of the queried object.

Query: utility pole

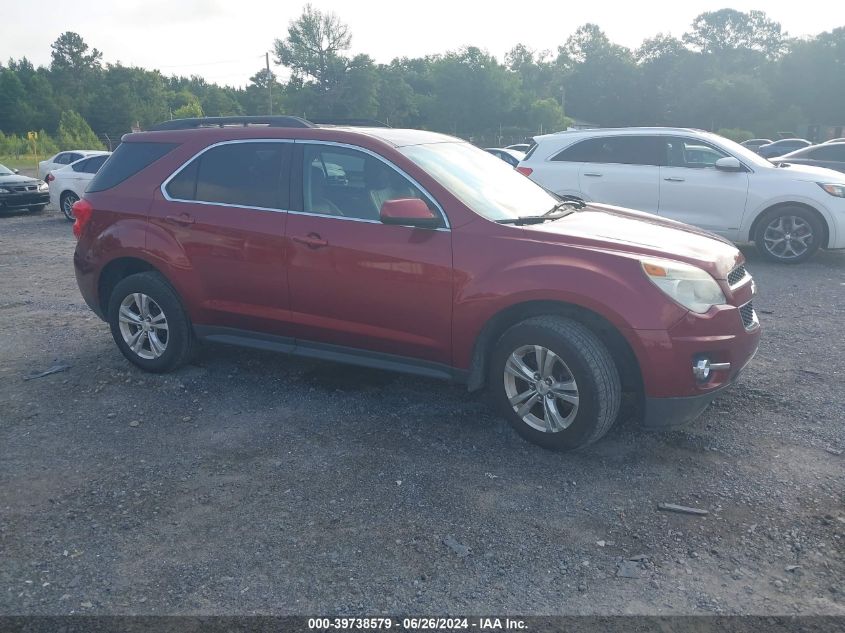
[266,52,273,115]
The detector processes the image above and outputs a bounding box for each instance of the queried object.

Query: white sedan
[38,150,109,181]
[48,153,110,220]
[518,127,845,263]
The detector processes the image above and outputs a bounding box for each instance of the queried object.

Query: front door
[657,136,749,239]
[148,140,292,334]
[285,142,453,366]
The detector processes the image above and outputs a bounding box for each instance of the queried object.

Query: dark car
[72,116,760,451]
[771,143,845,174]
[483,147,526,167]
[740,138,773,151]
[0,163,50,213]
[757,138,812,158]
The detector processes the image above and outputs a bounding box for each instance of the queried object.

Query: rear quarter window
[87,142,178,193]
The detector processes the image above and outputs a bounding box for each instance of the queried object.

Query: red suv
[73,116,760,450]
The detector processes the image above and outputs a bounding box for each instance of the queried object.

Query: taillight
[45,173,54,183]
[516,166,533,177]
[72,199,93,239]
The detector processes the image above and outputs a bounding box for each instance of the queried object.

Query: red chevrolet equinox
[73,116,760,450]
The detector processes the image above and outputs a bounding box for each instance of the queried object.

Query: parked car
[506,143,532,153]
[48,153,111,220]
[73,116,760,451]
[38,150,109,180]
[823,138,845,144]
[756,138,811,158]
[740,138,773,151]
[484,147,526,167]
[771,143,845,174]
[0,163,50,213]
[518,127,845,263]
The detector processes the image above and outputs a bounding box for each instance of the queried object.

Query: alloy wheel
[62,193,79,220]
[117,293,169,360]
[503,345,579,433]
[763,215,813,260]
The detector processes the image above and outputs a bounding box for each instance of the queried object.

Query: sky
[1,0,843,87]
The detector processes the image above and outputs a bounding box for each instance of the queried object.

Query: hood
[519,203,742,279]
[766,162,845,182]
[0,173,40,186]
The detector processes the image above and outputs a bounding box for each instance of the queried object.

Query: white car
[48,153,110,220]
[38,150,109,181]
[518,127,845,263]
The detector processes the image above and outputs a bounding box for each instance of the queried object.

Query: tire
[489,316,621,451]
[754,206,823,264]
[29,205,47,213]
[60,191,79,221]
[107,272,194,373]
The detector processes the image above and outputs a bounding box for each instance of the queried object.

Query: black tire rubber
[29,205,47,213]
[754,206,823,264]
[60,191,79,221]
[489,316,621,451]
[107,272,194,373]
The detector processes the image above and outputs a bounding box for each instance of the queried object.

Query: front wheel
[754,206,822,263]
[60,191,79,221]
[107,272,194,373]
[489,316,621,451]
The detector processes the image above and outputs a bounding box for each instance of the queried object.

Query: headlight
[641,258,726,314]
[818,183,845,197]
[0,187,9,194]
[37,182,49,192]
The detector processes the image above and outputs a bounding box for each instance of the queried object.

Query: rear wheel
[107,272,194,373]
[489,316,621,451]
[754,206,822,263]
[60,191,79,221]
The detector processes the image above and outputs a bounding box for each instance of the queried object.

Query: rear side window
[88,142,178,193]
[522,142,538,160]
[809,144,845,161]
[72,155,108,174]
[552,136,661,166]
[165,142,290,210]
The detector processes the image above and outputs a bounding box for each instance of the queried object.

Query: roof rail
[147,116,315,131]
[310,118,391,128]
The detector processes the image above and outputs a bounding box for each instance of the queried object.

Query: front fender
[741,194,838,247]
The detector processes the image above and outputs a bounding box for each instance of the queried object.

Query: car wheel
[60,191,79,221]
[107,272,194,373]
[29,205,47,213]
[754,206,822,264]
[489,316,621,451]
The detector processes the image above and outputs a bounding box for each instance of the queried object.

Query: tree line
[1,5,843,156]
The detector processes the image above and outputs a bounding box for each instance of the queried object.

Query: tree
[683,9,785,59]
[274,4,351,92]
[56,110,104,149]
[50,32,103,73]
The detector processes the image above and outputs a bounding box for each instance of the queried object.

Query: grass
[0,155,41,172]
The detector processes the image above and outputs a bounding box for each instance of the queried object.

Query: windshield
[0,164,13,176]
[705,133,774,167]
[400,142,558,221]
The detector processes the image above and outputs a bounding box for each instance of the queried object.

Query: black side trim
[641,385,728,429]
[194,325,466,383]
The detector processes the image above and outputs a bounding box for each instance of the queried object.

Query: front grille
[739,301,758,330]
[728,264,747,286]
[11,185,38,193]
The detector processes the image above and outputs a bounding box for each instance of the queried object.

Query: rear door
[566,136,661,212]
[149,140,292,334]
[657,136,749,238]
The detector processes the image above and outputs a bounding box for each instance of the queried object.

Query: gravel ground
[0,202,843,616]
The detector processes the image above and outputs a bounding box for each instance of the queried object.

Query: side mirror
[380,198,440,229]
[715,157,743,172]
[13,168,19,174]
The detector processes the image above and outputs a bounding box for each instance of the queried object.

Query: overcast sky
[2,0,842,87]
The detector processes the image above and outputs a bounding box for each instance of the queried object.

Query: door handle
[293,233,329,249]
[583,172,603,177]
[664,177,685,182]
[165,213,195,226]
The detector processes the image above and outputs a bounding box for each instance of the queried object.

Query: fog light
[693,358,732,383]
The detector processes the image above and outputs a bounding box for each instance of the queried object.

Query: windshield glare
[400,142,557,221]
[0,164,13,176]
[705,133,773,167]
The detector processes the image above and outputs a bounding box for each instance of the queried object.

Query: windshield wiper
[496,199,584,225]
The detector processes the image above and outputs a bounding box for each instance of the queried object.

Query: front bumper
[0,191,49,210]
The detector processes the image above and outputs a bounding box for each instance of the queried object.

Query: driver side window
[301,145,432,221]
